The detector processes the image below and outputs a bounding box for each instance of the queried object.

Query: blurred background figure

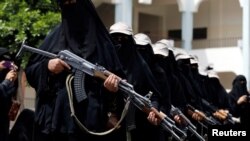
[9,109,35,141]
[229,75,250,129]
[0,47,18,141]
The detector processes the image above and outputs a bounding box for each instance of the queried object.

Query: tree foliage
[0,0,61,67]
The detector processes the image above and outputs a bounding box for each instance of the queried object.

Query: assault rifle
[171,105,205,141]
[201,99,235,125]
[16,43,187,141]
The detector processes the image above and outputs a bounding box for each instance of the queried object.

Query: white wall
[207,0,242,39]
[96,0,243,41]
[189,46,244,89]
[189,47,244,75]
[134,0,242,41]
[96,0,242,43]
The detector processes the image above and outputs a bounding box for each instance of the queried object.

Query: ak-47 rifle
[201,99,235,125]
[16,43,187,141]
[171,105,205,141]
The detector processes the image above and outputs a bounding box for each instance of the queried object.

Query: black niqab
[229,75,250,129]
[136,44,154,66]
[230,75,249,100]
[136,43,171,114]
[25,0,125,136]
[111,33,161,141]
[206,77,230,109]
[112,35,160,98]
[31,0,121,71]
[176,59,202,109]
[156,52,187,109]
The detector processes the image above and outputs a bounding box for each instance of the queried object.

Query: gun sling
[66,74,130,136]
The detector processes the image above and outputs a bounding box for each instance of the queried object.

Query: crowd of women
[1,0,249,141]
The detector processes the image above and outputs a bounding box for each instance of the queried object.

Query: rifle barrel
[16,43,58,59]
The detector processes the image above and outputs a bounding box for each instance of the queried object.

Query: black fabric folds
[25,0,125,138]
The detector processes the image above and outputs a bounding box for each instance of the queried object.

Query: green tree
[0,0,60,67]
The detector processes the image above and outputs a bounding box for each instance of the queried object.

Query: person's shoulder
[1,79,13,87]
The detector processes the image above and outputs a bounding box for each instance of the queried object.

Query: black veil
[229,75,249,100]
[30,0,121,72]
[24,0,125,135]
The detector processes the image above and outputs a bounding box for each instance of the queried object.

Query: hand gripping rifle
[171,105,205,141]
[16,43,187,141]
[186,104,219,126]
[201,99,235,125]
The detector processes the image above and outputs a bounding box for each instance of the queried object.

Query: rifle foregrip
[142,107,165,121]
[195,110,206,118]
[93,70,110,80]
[214,111,227,120]
[151,107,165,120]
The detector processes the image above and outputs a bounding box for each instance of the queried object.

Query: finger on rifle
[218,112,227,120]
[159,111,167,118]
[213,112,226,120]
[110,73,122,81]
[196,111,205,118]
[218,110,228,117]
[59,59,71,70]
[112,77,119,91]
[103,75,111,87]
[112,74,119,88]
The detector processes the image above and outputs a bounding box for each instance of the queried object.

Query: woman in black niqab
[229,75,250,129]
[175,56,202,110]
[110,23,161,141]
[134,34,171,115]
[205,73,231,110]
[229,75,249,100]
[33,0,121,69]
[154,45,187,110]
[25,0,125,141]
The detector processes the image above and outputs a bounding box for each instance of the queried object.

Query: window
[168,27,207,40]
